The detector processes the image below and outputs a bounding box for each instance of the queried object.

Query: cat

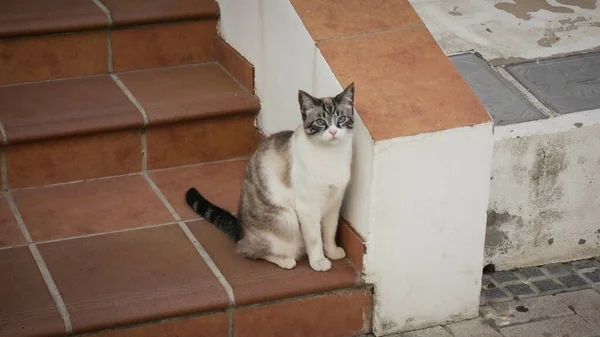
[185,83,354,271]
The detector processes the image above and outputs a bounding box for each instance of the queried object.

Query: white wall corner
[366,122,494,335]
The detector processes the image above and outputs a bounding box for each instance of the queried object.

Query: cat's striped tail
[185,188,240,242]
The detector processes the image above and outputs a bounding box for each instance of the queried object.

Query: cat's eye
[315,119,326,127]
[338,116,347,124]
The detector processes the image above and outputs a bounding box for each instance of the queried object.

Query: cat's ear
[335,82,354,108]
[298,90,320,121]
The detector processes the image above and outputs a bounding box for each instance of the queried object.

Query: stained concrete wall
[487,110,600,270]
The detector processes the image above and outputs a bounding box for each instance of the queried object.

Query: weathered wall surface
[487,117,600,270]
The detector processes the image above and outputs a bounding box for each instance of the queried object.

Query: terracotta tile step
[0,63,261,189]
[1,16,218,85]
[0,0,219,38]
[0,159,371,336]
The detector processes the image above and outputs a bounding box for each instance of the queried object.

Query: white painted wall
[217,0,314,133]
[366,123,494,335]
[215,0,374,238]
[487,110,600,270]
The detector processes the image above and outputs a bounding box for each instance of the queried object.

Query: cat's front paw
[309,257,332,271]
[325,246,346,260]
[277,257,297,269]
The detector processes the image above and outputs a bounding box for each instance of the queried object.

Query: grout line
[92,0,113,25]
[110,74,148,170]
[148,155,251,173]
[91,0,113,72]
[0,61,216,89]
[110,74,148,126]
[0,243,27,251]
[178,222,236,306]
[0,121,8,191]
[0,120,7,144]
[0,73,108,88]
[29,244,73,334]
[141,130,147,172]
[494,66,557,118]
[143,173,236,306]
[315,25,426,43]
[1,152,7,192]
[4,191,32,243]
[35,221,179,246]
[142,173,181,221]
[107,30,113,72]
[4,190,73,333]
[112,60,216,76]
[228,309,234,337]
[7,156,250,193]
[10,172,142,192]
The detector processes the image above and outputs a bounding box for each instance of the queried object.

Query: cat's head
[297,83,355,144]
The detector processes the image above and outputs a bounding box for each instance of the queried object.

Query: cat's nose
[328,129,337,136]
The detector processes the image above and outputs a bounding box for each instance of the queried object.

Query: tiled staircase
[0,1,371,336]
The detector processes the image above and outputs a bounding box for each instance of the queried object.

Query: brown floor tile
[117,64,260,125]
[0,31,108,85]
[6,130,141,189]
[0,247,65,337]
[38,225,229,333]
[291,0,423,41]
[187,220,360,306]
[90,313,228,337]
[146,114,260,170]
[318,28,491,140]
[0,0,108,38]
[215,37,254,93]
[13,174,174,242]
[0,196,25,248]
[337,219,366,272]
[0,75,142,144]
[233,288,372,337]
[100,0,219,26]
[111,21,216,72]
[150,159,247,221]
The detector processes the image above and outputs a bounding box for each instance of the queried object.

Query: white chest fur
[290,130,352,210]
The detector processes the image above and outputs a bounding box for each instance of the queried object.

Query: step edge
[0,14,219,40]
[70,285,372,335]
[146,95,261,127]
[3,100,260,146]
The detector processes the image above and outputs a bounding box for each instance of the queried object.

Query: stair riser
[147,115,260,170]
[0,20,217,85]
[5,115,259,190]
[6,130,141,189]
[86,289,372,337]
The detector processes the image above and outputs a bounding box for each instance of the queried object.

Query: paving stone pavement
[480,258,600,304]
[358,257,600,337]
